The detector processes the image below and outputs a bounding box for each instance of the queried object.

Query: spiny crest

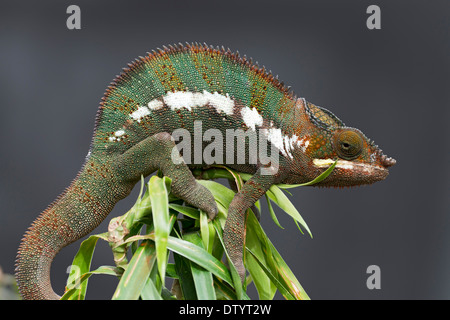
[102,42,295,100]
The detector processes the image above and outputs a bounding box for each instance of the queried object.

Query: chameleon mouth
[313,155,396,170]
[312,157,393,186]
[313,158,384,171]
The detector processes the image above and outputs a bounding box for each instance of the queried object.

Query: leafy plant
[62,162,336,300]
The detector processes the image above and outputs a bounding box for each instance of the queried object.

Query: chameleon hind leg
[223,167,276,282]
[117,132,218,220]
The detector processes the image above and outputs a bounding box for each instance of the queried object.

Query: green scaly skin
[15,43,395,299]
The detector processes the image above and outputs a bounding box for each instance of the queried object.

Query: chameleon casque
[15,43,395,300]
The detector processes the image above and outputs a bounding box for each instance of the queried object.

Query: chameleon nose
[381,154,396,167]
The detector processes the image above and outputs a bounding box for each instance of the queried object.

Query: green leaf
[165,263,178,279]
[245,211,310,300]
[61,266,121,300]
[276,160,337,189]
[169,203,200,220]
[270,243,310,300]
[173,252,197,300]
[112,240,156,300]
[199,211,215,254]
[245,211,277,300]
[166,234,233,286]
[149,175,171,286]
[190,264,216,300]
[129,231,233,289]
[246,248,295,300]
[64,234,106,300]
[140,277,162,300]
[183,233,216,300]
[265,193,284,229]
[267,185,312,237]
[154,231,233,288]
[199,211,210,251]
[213,278,237,300]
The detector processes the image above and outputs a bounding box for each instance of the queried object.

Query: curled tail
[16,199,70,300]
[15,157,134,299]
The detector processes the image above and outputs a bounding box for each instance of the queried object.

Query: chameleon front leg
[223,167,277,283]
[117,132,218,220]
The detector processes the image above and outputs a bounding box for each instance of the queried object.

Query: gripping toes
[170,176,218,220]
[192,184,218,220]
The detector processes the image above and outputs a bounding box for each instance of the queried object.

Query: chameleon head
[310,127,396,187]
[289,99,396,187]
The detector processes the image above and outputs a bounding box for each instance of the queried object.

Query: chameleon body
[15,43,395,300]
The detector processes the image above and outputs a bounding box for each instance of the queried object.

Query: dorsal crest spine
[107,42,296,99]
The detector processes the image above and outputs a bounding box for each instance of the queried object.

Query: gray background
[0,0,448,299]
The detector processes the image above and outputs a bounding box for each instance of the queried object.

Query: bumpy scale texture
[15,43,395,300]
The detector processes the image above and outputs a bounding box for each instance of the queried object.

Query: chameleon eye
[334,130,363,160]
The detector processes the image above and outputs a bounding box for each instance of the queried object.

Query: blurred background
[0,0,448,299]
